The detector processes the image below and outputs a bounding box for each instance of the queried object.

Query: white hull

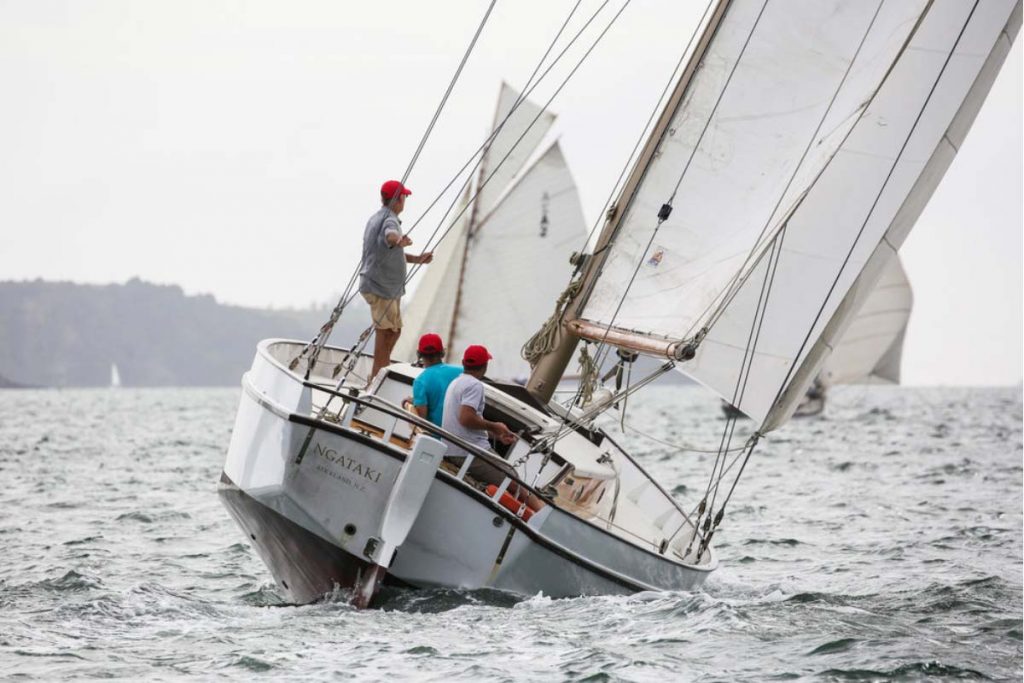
[219,340,714,605]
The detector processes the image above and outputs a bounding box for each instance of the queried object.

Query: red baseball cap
[380,179,412,200]
[417,333,444,355]
[462,344,492,368]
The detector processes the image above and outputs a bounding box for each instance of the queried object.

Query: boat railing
[302,379,709,563]
[301,379,549,511]
[600,430,707,556]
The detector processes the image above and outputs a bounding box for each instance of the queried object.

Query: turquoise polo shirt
[412,363,463,426]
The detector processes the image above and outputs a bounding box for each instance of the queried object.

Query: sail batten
[571,0,1019,429]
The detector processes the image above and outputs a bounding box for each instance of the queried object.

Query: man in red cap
[360,179,434,380]
[441,344,516,465]
[441,345,545,514]
[410,333,462,426]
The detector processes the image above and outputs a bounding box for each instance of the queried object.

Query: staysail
[396,83,587,380]
[568,0,1020,428]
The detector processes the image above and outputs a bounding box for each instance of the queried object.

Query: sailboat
[110,363,122,389]
[218,0,1021,607]
[394,83,589,382]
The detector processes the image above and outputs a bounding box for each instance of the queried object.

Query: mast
[445,187,478,360]
[526,0,731,403]
[446,85,501,354]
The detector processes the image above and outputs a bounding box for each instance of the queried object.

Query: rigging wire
[689,226,785,558]
[293,0,597,379]
[290,0,499,375]
[305,0,633,398]
[531,0,719,458]
[397,0,499,190]
[618,420,752,455]
[399,0,591,246]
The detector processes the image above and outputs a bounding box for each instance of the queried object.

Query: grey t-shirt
[359,206,407,299]
[441,374,491,457]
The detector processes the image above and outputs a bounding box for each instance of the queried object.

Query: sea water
[0,385,1020,681]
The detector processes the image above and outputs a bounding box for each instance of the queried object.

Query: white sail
[451,142,588,381]
[574,0,1020,428]
[474,81,557,220]
[398,84,586,379]
[110,363,121,388]
[819,255,912,386]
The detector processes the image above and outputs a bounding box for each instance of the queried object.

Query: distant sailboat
[394,82,589,382]
[110,363,122,389]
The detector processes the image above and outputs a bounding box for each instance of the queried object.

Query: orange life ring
[485,485,533,522]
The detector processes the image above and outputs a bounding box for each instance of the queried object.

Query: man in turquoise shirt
[411,333,462,426]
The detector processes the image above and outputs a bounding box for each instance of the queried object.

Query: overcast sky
[0,1,1020,386]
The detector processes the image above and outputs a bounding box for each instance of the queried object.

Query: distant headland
[0,278,369,388]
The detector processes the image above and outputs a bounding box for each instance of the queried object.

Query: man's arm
[386,232,412,248]
[406,251,433,264]
[457,405,515,445]
[414,405,429,419]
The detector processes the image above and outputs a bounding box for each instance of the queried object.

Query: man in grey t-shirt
[441,346,545,518]
[442,345,516,473]
[360,179,433,381]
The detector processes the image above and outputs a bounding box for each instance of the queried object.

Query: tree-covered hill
[0,279,370,387]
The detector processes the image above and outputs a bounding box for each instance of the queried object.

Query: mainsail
[564,0,1020,428]
[396,83,588,380]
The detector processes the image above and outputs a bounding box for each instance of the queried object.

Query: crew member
[411,333,462,426]
[359,179,433,381]
[441,345,544,513]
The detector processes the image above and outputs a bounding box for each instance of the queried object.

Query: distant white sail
[820,256,912,386]
[474,81,557,221]
[110,363,122,388]
[451,142,588,381]
[573,0,1020,428]
[398,84,586,381]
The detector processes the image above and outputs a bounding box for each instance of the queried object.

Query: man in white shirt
[441,344,515,459]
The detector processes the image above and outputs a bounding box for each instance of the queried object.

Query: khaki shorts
[362,292,402,331]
